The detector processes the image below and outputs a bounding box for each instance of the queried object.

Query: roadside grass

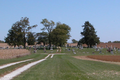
[13,54,120,80]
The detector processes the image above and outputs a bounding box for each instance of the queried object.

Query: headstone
[56,46,61,52]
[6,47,9,49]
[50,46,53,50]
[99,49,102,54]
[118,48,120,52]
[44,46,46,53]
[72,49,75,52]
[111,49,114,54]
[79,45,83,49]
[73,52,76,54]
[66,44,67,49]
[68,48,70,51]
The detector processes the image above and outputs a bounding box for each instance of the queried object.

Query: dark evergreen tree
[79,21,100,48]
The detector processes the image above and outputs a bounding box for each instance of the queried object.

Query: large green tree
[5,17,37,48]
[41,19,55,49]
[51,23,71,46]
[5,22,24,47]
[79,21,100,48]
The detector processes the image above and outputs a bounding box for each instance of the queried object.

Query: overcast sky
[0,0,120,43]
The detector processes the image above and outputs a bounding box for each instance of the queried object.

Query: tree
[79,21,100,48]
[51,23,71,46]
[113,41,120,43]
[37,32,49,46]
[108,41,112,43]
[5,22,24,47]
[41,19,55,49]
[27,32,36,45]
[72,39,78,43]
[19,17,37,48]
[5,17,37,48]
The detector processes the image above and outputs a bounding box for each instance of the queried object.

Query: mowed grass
[1,48,120,80]
[13,54,120,80]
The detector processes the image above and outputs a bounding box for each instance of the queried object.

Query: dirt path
[0,54,54,80]
[0,59,33,69]
[73,56,120,65]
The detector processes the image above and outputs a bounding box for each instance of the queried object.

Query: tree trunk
[90,44,92,48]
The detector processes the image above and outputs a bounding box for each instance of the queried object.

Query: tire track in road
[0,54,54,80]
[0,59,33,69]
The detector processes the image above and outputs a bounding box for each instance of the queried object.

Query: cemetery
[1,0,120,79]
[1,44,120,80]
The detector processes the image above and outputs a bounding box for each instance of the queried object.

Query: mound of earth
[73,55,120,65]
[87,55,120,62]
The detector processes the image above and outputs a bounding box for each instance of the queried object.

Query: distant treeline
[113,41,120,43]
[108,41,120,43]
[0,40,4,43]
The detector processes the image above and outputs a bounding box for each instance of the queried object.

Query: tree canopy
[51,23,71,46]
[5,22,24,47]
[5,17,37,48]
[72,39,78,43]
[79,21,100,47]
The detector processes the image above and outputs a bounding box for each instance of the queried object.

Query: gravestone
[66,44,68,49]
[50,46,53,50]
[56,46,61,53]
[44,46,46,53]
[72,49,76,54]
[79,45,83,49]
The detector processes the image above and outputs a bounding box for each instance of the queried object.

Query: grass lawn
[1,47,120,80]
[13,48,120,80]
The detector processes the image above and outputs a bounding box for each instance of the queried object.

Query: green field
[1,48,120,80]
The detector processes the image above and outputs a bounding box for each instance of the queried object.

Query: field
[0,49,30,59]
[87,55,120,62]
[1,47,120,80]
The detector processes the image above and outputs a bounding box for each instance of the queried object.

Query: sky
[0,0,120,43]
